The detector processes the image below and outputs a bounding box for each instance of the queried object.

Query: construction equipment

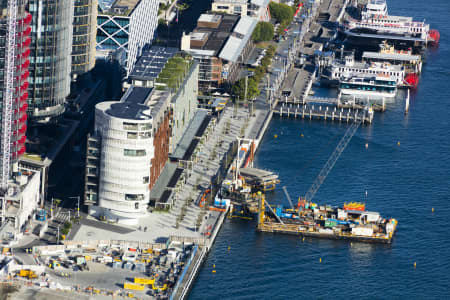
[282,186,295,209]
[199,189,210,208]
[124,282,145,291]
[0,0,17,189]
[134,277,155,285]
[18,269,37,279]
[151,283,168,291]
[262,110,366,225]
[302,116,363,205]
[266,202,284,224]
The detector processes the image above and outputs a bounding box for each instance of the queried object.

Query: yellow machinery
[151,283,168,291]
[134,277,155,285]
[18,269,37,279]
[258,192,265,227]
[123,283,145,291]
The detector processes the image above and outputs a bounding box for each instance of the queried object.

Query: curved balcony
[20,81,28,91]
[20,92,28,102]
[22,59,30,69]
[24,13,32,25]
[21,37,31,48]
[21,48,30,59]
[21,70,29,80]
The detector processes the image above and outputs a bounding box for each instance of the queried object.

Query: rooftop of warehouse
[250,0,270,6]
[191,14,240,56]
[219,16,257,62]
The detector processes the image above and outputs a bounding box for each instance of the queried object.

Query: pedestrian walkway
[166,107,252,232]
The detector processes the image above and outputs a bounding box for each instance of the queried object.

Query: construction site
[0,238,204,299]
[220,102,397,244]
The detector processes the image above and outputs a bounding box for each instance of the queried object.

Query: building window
[139,132,151,139]
[127,132,138,139]
[125,194,144,201]
[135,202,139,209]
[123,122,138,130]
[143,176,149,184]
[139,123,152,130]
[124,149,146,156]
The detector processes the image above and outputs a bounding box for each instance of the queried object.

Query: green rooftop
[155,55,193,92]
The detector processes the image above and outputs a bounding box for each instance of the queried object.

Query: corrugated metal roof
[219,36,243,62]
[233,16,258,36]
[250,0,270,7]
[219,16,257,63]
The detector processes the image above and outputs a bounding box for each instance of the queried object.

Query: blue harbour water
[189,0,450,298]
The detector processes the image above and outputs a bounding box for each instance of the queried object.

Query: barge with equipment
[257,196,397,244]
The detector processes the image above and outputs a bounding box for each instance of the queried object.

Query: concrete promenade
[174,1,353,298]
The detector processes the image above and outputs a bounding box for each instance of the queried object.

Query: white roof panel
[363,51,421,61]
[219,36,242,62]
[233,16,258,36]
[251,0,270,7]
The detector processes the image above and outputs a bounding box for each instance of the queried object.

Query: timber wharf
[274,104,374,123]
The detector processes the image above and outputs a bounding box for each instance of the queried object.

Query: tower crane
[0,0,17,190]
[302,114,364,204]
[284,109,371,212]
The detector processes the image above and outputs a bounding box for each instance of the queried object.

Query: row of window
[123,122,152,131]
[127,131,151,139]
[123,149,147,157]
[337,68,402,78]
[125,194,144,201]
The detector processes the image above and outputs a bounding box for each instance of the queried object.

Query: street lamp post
[68,196,81,218]
[50,197,53,220]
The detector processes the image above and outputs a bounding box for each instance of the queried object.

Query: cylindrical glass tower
[27,0,73,124]
[72,0,97,76]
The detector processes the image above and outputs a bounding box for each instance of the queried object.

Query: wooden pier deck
[279,96,385,111]
[273,104,374,124]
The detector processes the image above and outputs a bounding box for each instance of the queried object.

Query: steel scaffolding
[0,0,17,190]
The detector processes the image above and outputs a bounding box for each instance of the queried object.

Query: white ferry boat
[327,53,406,87]
[339,74,397,100]
[343,0,439,46]
[362,42,422,88]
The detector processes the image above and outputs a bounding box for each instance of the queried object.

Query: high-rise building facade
[72,0,97,76]
[27,0,73,123]
[96,0,159,75]
[0,0,31,187]
[85,87,171,225]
